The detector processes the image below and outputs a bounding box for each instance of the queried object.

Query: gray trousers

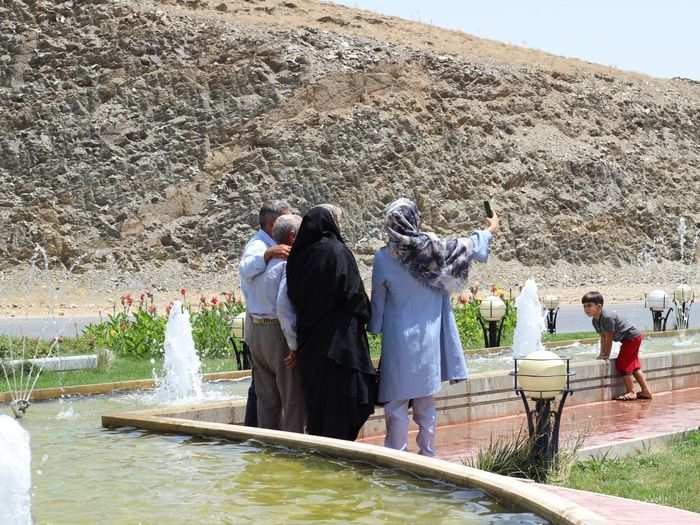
[248,321,305,433]
[384,396,436,457]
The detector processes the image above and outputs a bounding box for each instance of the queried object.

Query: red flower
[180,288,187,296]
[211,296,219,305]
[126,295,133,307]
[148,304,156,315]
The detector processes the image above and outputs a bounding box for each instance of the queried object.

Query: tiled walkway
[361,387,700,461]
[360,387,700,523]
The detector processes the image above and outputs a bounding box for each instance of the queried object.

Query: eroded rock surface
[2,0,699,279]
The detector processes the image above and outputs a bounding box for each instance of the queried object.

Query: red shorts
[616,335,642,375]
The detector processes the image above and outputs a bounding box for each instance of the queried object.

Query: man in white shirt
[239,200,290,426]
[247,214,305,432]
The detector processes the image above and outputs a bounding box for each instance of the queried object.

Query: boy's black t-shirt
[592,309,642,342]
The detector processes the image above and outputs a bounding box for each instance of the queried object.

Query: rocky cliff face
[2,0,700,277]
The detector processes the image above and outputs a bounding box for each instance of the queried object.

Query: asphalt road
[0,316,99,340]
[553,302,700,333]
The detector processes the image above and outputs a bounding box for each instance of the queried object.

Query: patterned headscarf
[384,198,475,294]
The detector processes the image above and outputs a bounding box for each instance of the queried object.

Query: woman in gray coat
[368,198,498,456]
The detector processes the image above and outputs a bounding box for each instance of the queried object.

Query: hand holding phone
[483,201,499,233]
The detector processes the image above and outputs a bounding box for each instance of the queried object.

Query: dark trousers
[244,372,258,426]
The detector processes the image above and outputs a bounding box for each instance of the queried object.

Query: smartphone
[484,200,494,218]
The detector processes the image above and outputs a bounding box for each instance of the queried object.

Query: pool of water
[467,333,700,375]
[13,381,548,524]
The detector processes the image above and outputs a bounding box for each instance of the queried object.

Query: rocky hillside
[2,0,700,278]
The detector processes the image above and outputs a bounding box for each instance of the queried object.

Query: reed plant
[463,426,583,483]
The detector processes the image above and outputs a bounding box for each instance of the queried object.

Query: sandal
[636,392,653,400]
[615,392,637,401]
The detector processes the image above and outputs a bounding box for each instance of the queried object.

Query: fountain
[512,279,545,359]
[510,280,572,472]
[155,300,203,402]
[678,217,687,263]
[1,336,62,419]
[0,415,32,525]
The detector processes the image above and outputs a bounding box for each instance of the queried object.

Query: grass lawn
[563,431,700,513]
[543,331,598,343]
[0,334,95,358]
[0,356,239,393]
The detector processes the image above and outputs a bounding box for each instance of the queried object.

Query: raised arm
[468,213,499,263]
[468,230,493,263]
[239,239,268,280]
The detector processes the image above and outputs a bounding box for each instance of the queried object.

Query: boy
[582,291,653,401]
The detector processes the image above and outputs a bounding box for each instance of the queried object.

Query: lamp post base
[517,390,569,470]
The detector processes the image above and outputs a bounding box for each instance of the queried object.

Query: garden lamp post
[542,295,560,334]
[511,350,573,469]
[478,295,507,347]
[229,312,251,370]
[673,284,694,330]
[645,289,672,332]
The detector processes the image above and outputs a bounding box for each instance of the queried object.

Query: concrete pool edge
[101,411,609,525]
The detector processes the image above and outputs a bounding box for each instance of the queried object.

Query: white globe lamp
[542,295,560,310]
[516,350,568,400]
[674,284,694,303]
[645,289,668,312]
[645,289,670,331]
[479,295,506,321]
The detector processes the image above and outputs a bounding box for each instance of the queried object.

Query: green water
[14,383,548,525]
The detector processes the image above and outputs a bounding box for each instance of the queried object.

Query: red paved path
[360,387,700,524]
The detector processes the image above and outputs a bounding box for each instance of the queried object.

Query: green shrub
[453,297,517,349]
[83,291,245,360]
[191,295,245,358]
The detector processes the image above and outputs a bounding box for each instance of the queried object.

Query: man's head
[582,291,604,318]
[259,200,291,236]
[272,214,302,246]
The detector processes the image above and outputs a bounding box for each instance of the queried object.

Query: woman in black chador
[286,206,376,440]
